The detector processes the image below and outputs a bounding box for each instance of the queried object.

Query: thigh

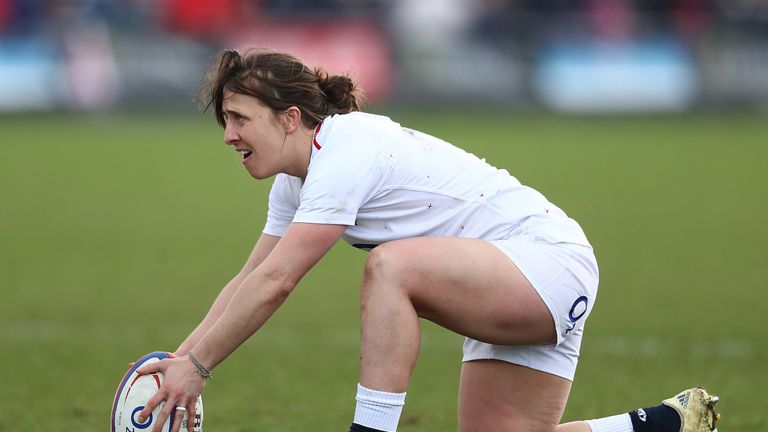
[459,359,571,432]
[364,237,555,346]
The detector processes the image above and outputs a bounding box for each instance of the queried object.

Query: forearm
[182,224,344,371]
[188,267,296,370]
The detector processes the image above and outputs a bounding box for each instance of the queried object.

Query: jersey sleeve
[263,174,300,237]
[293,125,392,226]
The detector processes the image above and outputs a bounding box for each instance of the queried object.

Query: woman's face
[221,90,294,180]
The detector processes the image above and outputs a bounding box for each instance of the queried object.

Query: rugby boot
[662,387,720,432]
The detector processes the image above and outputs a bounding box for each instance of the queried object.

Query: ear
[280,106,302,133]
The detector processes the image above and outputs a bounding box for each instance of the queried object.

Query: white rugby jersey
[263,112,590,250]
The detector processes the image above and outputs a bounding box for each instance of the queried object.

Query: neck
[283,124,314,179]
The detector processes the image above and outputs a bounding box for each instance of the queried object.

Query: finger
[153,399,174,432]
[170,401,188,432]
[187,397,198,432]
[138,387,165,425]
[137,359,166,376]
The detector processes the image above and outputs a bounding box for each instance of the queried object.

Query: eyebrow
[223,108,248,119]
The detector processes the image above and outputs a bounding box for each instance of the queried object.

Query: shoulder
[313,112,405,163]
[320,112,400,142]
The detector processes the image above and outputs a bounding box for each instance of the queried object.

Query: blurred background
[2,0,768,112]
[2,2,767,432]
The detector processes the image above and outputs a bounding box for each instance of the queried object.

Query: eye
[223,112,246,125]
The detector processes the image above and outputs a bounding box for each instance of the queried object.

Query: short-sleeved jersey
[263,112,590,250]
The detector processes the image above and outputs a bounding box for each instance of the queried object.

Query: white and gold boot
[662,387,720,432]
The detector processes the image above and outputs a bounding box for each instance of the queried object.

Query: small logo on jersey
[636,408,647,422]
[565,296,589,335]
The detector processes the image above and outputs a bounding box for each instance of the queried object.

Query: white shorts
[462,237,599,381]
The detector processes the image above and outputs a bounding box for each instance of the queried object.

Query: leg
[459,362,721,432]
[351,236,597,432]
[560,387,721,432]
[459,360,572,432]
[358,237,556,392]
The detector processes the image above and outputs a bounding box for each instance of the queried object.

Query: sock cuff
[353,384,407,432]
[356,383,406,406]
[586,413,634,432]
[628,404,681,432]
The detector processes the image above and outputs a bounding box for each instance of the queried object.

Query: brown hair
[199,48,364,128]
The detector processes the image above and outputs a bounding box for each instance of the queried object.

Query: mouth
[238,149,253,162]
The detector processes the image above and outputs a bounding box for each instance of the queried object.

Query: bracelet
[188,352,213,380]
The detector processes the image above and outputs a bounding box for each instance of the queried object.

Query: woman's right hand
[136,354,208,432]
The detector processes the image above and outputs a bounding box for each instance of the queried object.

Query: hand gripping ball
[111,352,203,432]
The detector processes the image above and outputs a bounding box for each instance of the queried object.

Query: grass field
[1,109,766,431]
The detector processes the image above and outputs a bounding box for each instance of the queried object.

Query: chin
[247,169,273,180]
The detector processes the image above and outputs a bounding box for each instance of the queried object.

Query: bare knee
[459,361,569,432]
[460,400,559,432]
[362,245,390,284]
[461,413,558,432]
[360,244,421,310]
[362,244,411,291]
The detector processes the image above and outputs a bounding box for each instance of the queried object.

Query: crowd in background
[3,1,767,42]
[1,0,767,111]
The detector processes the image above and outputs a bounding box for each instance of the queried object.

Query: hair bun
[315,68,362,113]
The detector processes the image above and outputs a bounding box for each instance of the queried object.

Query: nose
[224,123,238,145]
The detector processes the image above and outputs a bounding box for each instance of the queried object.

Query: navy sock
[628,404,681,432]
[349,423,384,432]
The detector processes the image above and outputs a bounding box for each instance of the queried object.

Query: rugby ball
[111,351,203,432]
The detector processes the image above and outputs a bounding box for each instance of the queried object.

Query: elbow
[262,268,298,303]
[273,284,294,302]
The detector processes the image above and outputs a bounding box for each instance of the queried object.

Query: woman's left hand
[136,355,207,432]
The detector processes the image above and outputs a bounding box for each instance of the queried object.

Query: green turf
[1,110,766,431]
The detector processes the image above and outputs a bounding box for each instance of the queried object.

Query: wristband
[188,352,213,380]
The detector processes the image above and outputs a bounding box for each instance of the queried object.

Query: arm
[190,222,346,369]
[174,233,281,356]
[138,223,347,432]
